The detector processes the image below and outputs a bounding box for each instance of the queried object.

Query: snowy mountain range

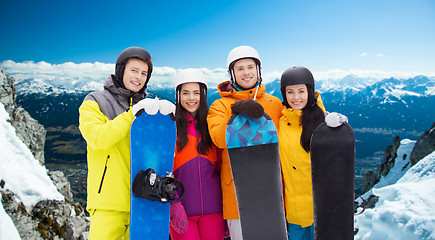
[265,75,435,129]
[10,68,435,98]
[13,70,434,152]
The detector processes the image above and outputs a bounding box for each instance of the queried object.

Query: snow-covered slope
[0,102,64,240]
[0,200,20,240]
[0,103,63,208]
[355,140,435,240]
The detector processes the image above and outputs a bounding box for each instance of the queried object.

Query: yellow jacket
[79,76,141,212]
[278,93,325,227]
[207,81,284,219]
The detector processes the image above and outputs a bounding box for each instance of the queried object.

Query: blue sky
[1,0,434,75]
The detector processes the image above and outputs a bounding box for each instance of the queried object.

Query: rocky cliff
[360,135,401,195]
[0,68,89,239]
[0,68,46,164]
[410,122,435,166]
[360,122,435,207]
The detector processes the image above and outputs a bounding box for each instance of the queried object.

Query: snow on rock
[355,150,435,240]
[0,102,63,211]
[0,200,20,240]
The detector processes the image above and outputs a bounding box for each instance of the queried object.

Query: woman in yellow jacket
[278,66,326,240]
[207,46,284,240]
[79,47,155,240]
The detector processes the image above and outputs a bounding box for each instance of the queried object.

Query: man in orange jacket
[207,46,284,240]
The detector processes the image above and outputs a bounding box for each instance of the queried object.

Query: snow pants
[88,209,130,240]
[170,213,225,240]
[227,218,243,240]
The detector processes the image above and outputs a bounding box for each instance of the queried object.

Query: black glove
[231,99,264,119]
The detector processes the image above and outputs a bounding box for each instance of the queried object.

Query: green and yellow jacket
[79,75,144,212]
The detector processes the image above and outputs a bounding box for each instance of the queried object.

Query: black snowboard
[226,113,287,240]
[310,122,355,240]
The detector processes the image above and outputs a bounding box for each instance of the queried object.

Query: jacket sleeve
[79,100,134,150]
[207,99,232,149]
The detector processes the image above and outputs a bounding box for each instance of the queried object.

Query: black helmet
[280,66,316,108]
[114,47,153,91]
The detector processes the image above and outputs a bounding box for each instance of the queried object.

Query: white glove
[132,98,159,116]
[159,99,176,116]
[325,112,348,128]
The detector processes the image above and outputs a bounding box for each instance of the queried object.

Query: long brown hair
[175,83,213,154]
[300,85,325,152]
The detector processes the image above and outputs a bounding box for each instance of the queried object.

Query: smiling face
[180,82,201,117]
[122,58,149,93]
[285,84,308,110]
[233,58,258,89]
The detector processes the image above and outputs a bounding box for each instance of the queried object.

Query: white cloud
[262,70,282,84]
[377,53,385,57]
[148,67,227,89]
[0,60,229,89]
[360,52,368,57]
[0,60,113,81]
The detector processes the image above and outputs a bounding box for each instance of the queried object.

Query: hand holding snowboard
[231,99,264,119]
[132,97,175,117]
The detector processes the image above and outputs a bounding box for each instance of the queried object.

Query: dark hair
[300,85,325,152]
[175,83,213,155]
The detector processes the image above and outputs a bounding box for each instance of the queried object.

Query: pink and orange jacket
[173,114,223,217]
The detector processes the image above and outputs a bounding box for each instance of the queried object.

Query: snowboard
[130,112,176,240]
[310,122,355,240]
[226,113,287,240]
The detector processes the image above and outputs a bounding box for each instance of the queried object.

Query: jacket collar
[104,75,145,105]
[217,80,266,100]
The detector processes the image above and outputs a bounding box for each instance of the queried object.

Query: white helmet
[226,46,262,85]
[175,68,208,105]
[227,45,261,69]
[174,68,207,90]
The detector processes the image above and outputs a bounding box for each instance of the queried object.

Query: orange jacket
[207,81,284,219]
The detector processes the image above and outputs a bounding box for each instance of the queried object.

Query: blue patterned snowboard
[226,113,287,240]
[130,112,176,240]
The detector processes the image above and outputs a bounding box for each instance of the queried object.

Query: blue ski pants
[287,222,314,240]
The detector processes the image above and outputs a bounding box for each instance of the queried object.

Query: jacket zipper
[196,135,204,216]
[198,152,204,215]
[98,155,110,193]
